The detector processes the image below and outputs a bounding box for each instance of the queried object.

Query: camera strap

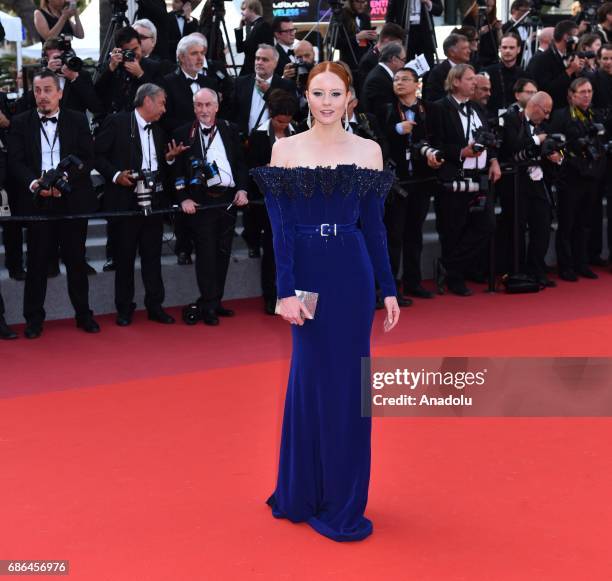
[198,125,217,162]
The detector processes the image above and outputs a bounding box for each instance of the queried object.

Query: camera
[441,175,490,212]
[121,49,136,62]
[188,157,222,190]
[41,35,83,73]
[413,140,444,162]
[472,127,501,153]
[130,169,159,215]
[574,122,607,162]
[182,302,202,325]
[34,154,84,199]
[541,133,566,157]
[294,58,314,79]
[111,0,128,14]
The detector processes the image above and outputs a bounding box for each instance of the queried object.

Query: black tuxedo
[230,74,296,136]
[136,0,170,60]
[94,111,171,315]
[7,108,96,325]
[386,0,444,66]
[94,58,163,115]
[172,118,248,309]
[428,96,497,283]
[361,64,395,127]
[422,59,451,103]
[167,12,199,62]
[274,43,295,77]
[483,62,529,117]
[235,17,274,76]
[337,8,374,71]
[526,47,575,111]
[497,108,552,277]
[357,47,381,92]
[383,98,435,290]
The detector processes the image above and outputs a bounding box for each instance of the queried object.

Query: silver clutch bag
[275,290,319,319]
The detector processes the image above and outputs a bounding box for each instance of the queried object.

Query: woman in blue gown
[251,62,400,542]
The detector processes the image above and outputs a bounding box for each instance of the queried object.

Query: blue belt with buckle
[294,222,359,237]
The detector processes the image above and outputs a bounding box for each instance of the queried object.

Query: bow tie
[40,116,57,124]
[403,104,418,114]
[458,102,471,115]
[186,75,199,84]
[144,123,152,132]
[287,49,294,57]
[200,126,213,135]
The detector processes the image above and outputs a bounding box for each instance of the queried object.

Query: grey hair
[186,32,208,48]
[379,42,404,64]
[134,83,165,108]
[194,87,219,104]
[257,43,279,61]
[177,35,206,60]
[133,18,157,43]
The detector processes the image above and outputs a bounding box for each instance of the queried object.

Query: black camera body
[121,49,137,62]
[294,58,314,81]
[413,140,444,162]
[130,169,159,215]
[541,133,566,157]
[472,127,501,153]
[188,156,222,190]
[41,35,83,73]
[34,154,84,199]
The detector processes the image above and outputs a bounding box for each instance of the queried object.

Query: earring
[307,107,312,129]
[344,105,350,131]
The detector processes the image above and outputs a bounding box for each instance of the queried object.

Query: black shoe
[102,259,116,272]
[559,269,578,282]
[397,295,413,307]
[589,256,609,267]
[202,309,219,326]
[466,271,487,284]
[448,281,473,296]
[116,312,133,326]
[578,267,598,279]
[85,262,97,275]
[248,248,261,258]
[177,252,193,265]
[47,265,60,278]
[77,315,100,333]
[404,285,434,299]
[0,316,17,340]
[147,308,175,324]
[435,259,447,295]
[24,323,43,339]
[215,306,235,317]
[264,298,277,315]
[8,268,26,281]
[537,275,557,288]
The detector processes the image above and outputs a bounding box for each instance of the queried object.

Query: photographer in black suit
[231,44,295,137]
[498,91,559,287]
[384,67,442,301]
[337,0,377,74]
[272,16,297,77]
[526,20,586,111]
[385,0,444,67]
[423,33,471,102]
[428,64,502,295]
[94,83,181,326]
[357,23,405,89]
[547,78,607,281]
[167,0,199,62]
[235,0,274,76]
[8,70,100,339]
[172,88,249,326]
[95,26,162,115]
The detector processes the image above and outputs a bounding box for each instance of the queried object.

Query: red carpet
[2,275,612,580]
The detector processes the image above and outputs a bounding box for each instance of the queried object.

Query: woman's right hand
[279,296,312,326]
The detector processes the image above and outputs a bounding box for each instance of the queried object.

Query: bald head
[473,74,491,107]
[526,91,553,124]
[538,27,554,52]
[295,40,315,64]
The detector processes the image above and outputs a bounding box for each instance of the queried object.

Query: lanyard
[40,119,59,168]
[198,125,217,160]
[459,106,472,142]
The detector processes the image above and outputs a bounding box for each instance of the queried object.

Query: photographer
[337,0,377,75]
[235,0,274,77]
[272,16,297,77]
[94,83,180,326]
[423,33,472,103]
[526,20,585,111]
[281,40,316,121]
[595,2,612,44]
[384,67,442,301]
[463,0,502,68]
[168,0,199,63]
[428,64,502,296]
[94,26,162,116]
[499,91,559,287]
[34,0,83,42]
[135,0,171,60]
[547,78,607,281]
[7,70,99,339]
[172,88,249,326]
[357,23,404,89]
[19,37,103,117]
[576,33,602,73]
[133,18,175,76]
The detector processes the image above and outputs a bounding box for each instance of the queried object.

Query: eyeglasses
[279,28,297,34]
[534,102,551,116]
[139,34,153,40]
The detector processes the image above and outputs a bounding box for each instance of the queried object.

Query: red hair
[306,61,351,92]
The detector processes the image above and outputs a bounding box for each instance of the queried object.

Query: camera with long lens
[130,169,159,215]
[574,122,607,162]
[472,127,501,153]
[33,154,84,201]
[413,140,444,162]
[441,175,490,212]
[188,156,222,190]
[540,133,566,157]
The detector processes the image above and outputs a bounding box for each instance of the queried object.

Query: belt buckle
[320,223,337,237]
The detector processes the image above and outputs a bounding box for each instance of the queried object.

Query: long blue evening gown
[250,164,396,542]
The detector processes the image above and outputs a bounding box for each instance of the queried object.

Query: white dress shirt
[248,76,271,132]
[452,96,487,170]
[378,62,395,79]
[199,123,235,188]
[183,69,200,95]
[29,109,61,192]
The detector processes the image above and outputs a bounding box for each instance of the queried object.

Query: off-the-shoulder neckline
[260,164,390,173]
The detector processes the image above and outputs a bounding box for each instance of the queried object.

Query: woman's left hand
[383,296,400,333]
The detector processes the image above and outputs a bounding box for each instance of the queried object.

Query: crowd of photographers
[0,0,611,340]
